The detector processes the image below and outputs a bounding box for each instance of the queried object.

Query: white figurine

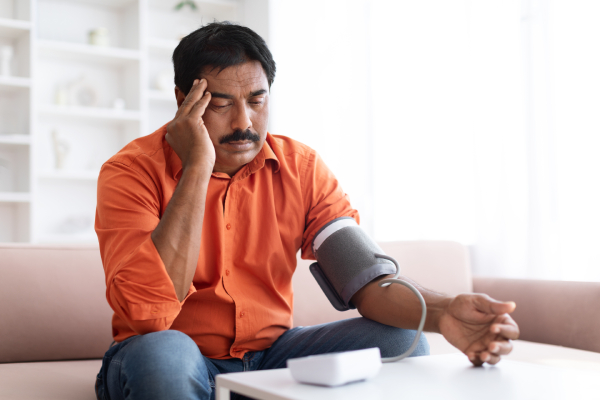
[51,130,70,170]
[1,46,14,77]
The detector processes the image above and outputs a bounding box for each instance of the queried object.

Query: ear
[175,86,186,107]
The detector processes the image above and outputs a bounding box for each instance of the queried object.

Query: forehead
[202,61,268,92]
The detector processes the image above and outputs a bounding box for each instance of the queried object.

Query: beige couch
[1,243,599,399]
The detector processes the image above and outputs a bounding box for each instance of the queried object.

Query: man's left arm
[351,275,520,366]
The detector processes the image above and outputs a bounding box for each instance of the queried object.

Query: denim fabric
[95,317,430,400]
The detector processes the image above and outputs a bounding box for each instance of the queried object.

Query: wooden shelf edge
[0,135,31,145]
[0,17,32,31]
[38,104,142,122]
[38,39,141,62]
[0,76,31,88]
[0,192,31,203]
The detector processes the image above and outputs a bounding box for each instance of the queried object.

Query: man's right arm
[151,165,210,302]
[96,79,214,335]
[151,78,214,302]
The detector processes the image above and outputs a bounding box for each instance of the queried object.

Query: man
[95,22,519,400]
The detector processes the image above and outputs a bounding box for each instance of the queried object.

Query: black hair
[173,21,276,95]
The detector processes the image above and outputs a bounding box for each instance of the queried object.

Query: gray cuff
[341,263,398,309]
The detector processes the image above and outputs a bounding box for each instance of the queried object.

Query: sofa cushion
[0,244,113,363]
[473,277,600,353]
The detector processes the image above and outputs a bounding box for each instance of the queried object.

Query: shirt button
[225,270,230,276]
[226,223,231,230]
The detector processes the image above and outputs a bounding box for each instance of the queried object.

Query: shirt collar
[168,131,280,181]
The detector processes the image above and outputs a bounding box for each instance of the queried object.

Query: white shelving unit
[0,0,269,243]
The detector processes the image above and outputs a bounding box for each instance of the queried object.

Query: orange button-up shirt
[95,125,359,359]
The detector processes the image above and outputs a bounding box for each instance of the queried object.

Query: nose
[231,103,252,132]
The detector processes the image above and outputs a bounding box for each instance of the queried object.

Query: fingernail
[193,79,199,86]
[482,354,490,362]
[490,344,498,352]
[492,326,499,333]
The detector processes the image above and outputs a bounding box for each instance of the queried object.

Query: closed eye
[210,103,232,109]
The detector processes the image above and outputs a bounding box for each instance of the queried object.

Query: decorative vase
[0,45,14,76]
[89,27,110,47]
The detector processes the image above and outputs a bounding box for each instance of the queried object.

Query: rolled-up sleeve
[95,161,196,335]
[300,150,360,260]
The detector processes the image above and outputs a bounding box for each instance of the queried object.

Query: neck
[212,163,244,177]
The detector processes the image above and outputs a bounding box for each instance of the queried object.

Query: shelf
[58,0,137,7]
[38,40,140,66]
[0,192,30,203]
[0,76,31,91]
[38,104,141,122]
[1,0,252,244]
[0,134,30,145]
[39,170,99,181]
[149,0,238,9]
[0,18,31,38]
[148,89,176,102]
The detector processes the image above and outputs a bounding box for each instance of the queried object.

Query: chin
[216,147,257,171]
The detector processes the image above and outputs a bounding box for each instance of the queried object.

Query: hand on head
[167,79,215,171]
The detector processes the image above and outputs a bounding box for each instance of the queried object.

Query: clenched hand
[438,293,519,366]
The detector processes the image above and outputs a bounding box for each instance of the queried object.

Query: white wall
[269,0,600,281]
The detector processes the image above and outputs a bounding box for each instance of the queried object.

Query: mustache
[219,129,261,145]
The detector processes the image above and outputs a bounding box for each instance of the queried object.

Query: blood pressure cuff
[310,217,397,311]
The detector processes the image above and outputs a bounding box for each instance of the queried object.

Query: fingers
[480,337,513,365]
[491,300,516,315]
[467,341,511,366]
[188,90,212,121]
[487,340,513,356]
[479,351,502,365]
[469,356,484,367]
[473,294,516,315]
[175,79,208,117]
[490,317,519,340]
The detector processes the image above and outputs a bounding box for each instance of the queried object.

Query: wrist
[181,162,213,182]
[425,295,453,333]
[183,157,214,173]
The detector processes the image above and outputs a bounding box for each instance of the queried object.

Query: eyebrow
[210,89,268,100]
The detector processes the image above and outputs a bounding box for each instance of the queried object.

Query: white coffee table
[216,353,599,400]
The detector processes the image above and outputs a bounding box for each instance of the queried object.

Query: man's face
[176,61,269,177]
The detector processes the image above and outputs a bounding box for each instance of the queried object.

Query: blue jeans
[95,317,429,400]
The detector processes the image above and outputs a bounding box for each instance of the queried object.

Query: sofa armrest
[473,277,600,353]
